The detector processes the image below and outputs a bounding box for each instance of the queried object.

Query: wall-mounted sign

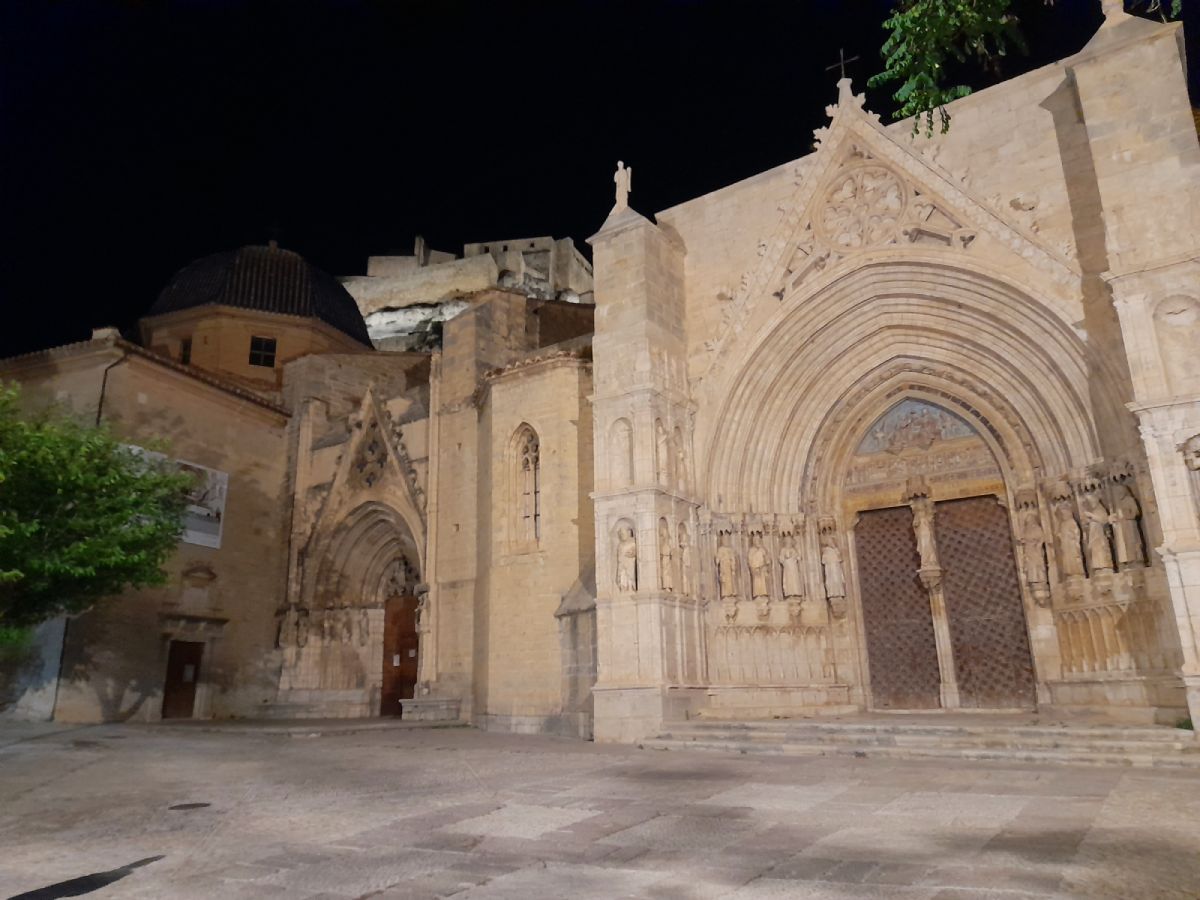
[123,445,229,550]
[177,460,228,549]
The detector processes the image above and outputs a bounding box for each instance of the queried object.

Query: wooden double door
[380,595,419,717]
[855,496,1037,710]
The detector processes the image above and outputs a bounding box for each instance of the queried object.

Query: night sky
[2,0,1195,358]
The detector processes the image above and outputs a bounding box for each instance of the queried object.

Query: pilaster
[589,206,706,741]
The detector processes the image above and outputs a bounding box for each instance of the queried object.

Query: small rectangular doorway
[162,640,204,719]
[381,595,419,717]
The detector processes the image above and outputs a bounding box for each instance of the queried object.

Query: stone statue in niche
[295,609,310,648]
[358,608,370,647]
[748,533,770,619]
[658,521,675,592]
[820,535,846,602]
[678,524,693,595]
[655,421,670,485]
[613,160,632,211]
[1110,479,1145,568]
[1183,434,1200,472]
[1183,435,1200,521]
[1054,500,1086,578]
[1017,505,1050,607]
[616,526,638,592]
[779,534,804,600]
[1079,491,1114,575]
[673,428,687,493]
[340,607,354,643]
[748,534,770,600]
[715,533,738,598]
[911,496,939,571]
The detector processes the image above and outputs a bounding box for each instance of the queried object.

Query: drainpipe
[94,331,130,426]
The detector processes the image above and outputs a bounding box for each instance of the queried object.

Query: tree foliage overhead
[870,0,1184,135]
[0,384,192,630]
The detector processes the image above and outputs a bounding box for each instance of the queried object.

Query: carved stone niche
[817,516,847,620]
[351,417,388,489]
[171,561,219,614]
[1014,487,1051,609]
[1180,434,1200,524]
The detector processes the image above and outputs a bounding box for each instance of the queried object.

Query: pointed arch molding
[298,388,428,608]
[309,501,422,607]
[702,259,1118,513]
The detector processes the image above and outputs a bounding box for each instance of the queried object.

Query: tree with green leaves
[0,384,192,639]
[871,0,1184,134]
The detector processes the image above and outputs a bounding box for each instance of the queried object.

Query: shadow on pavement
[7,855,163,899]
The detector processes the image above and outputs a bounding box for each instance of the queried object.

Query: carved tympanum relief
[846,400,1001,505]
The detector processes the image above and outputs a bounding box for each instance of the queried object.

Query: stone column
[909,488,960,709]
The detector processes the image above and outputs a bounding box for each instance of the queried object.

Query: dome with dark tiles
[149,243,371,346]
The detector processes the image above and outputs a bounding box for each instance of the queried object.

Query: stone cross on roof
[825,48,860,81]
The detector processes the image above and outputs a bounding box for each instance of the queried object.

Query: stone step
[655,728,1197,756]
[678,719,1193,743]
[662,724,1195,753]
[641,737,1200,769]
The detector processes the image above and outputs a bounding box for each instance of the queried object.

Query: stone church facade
[3,4,1199,739]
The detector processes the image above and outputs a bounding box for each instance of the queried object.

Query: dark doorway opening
[161,640,204,719]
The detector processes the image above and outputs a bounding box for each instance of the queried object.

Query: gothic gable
[699,79,1081,383]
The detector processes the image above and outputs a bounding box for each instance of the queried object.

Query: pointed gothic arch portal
[846,398,1037,711]
[281,501,425,718]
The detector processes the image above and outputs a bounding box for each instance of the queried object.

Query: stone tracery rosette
[816,164,909,251]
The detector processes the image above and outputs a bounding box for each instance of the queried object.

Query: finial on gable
[814,76,881,149]
[1101,0,1126,20]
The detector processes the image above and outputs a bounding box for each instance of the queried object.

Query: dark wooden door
[162,640,204,719]
[856,506,942,709]
[935,496,1037,709]
[381,596,419,717]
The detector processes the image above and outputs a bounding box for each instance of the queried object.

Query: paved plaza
[1,722,1199,900]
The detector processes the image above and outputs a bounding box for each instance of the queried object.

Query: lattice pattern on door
[855,506,941,709]
[935,496,1037,709]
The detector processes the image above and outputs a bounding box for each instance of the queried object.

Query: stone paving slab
[1,724,1199,899]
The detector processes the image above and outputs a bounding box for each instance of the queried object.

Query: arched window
[516,425,541,543]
